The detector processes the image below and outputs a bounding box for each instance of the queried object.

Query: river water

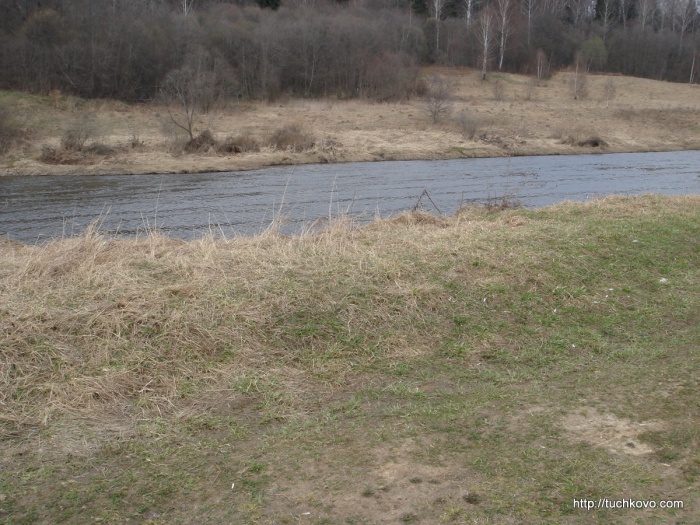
[1,150,699,243]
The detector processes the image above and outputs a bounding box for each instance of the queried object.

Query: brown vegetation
[1,70,698,177]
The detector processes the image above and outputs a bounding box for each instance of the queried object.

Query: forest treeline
[0,0,698,102]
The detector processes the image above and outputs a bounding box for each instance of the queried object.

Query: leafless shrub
[603,77,617,108]
[39,144,114,165]
[422,73,454,124]
[0,104,25,154]
[570,54,588,100]
[523,77,537,100]
[560,135,577,145]
[268,125,315,152]
[217,134,261,154]
[184,129,217,153]
[85,143,116,155]
[364,52,419,101]
[577,136,607,148]
[39,147,72,164]
[535,49,549,82]
[414,78,429,97]
[60,114,97,151]
[39,141,117,164]
[40,113,115,164]
[126,119,144,148]
[456,109,480,139]
[492,79,505,101]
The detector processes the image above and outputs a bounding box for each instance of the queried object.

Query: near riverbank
[2,69,699,177]
[1,195,699,524]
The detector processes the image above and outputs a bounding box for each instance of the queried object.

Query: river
[1,150,699,243]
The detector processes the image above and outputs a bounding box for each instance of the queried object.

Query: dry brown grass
[1,70,699,176]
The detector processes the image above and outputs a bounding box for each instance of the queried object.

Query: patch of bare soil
[265,438,484,524]
[562,407,664,457]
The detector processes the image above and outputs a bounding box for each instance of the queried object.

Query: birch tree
[677,0,696,51]
[521,0,539,47]
[464,0,478,26]
[430,0,446,54]
[477,7,496,80]
[599,0,616,42]
[182,0,195,15]
[637,0,658,29]
[619,0,632,33]
[495,0,515,70]
[571,52,588,99]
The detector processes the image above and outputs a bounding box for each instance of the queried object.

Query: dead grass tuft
[268,124,315,152]
[185,129,217,153]
[577,135,607,147]
[385,210,450,228]
[217,133,261,154]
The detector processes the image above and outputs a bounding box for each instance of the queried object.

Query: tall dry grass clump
[0,205,494,431]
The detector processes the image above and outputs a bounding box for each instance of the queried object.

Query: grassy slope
[1,195,699,524]
[1,70,700,177]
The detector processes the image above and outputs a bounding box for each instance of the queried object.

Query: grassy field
[1,70,699,176]
[1,194,699,524]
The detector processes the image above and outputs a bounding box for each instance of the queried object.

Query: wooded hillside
[0,0,698,102]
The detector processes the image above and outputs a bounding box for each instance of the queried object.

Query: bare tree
[600,0,616,42]
[540,0,566,18]
[571,53,588,99]
[603,76,616,107]
[492,79,505,100]
[637,0,658,29]
[422,73,454,123]
[677,0,696,51]
[521,0,539,47]
[570,0,594,28]
[619,0,631,33]
[182,0,195,15]
[431,0,447,53]
[477,7,496,81]
[160,50,232,141]
[658,0,679,31]
[161,66,199,141]
[464,0,478,26]
[495,0,515,70]
[536,49,548,81]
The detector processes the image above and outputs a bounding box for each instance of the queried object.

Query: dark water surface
[1,151,699,243]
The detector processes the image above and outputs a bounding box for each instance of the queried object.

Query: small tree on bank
[422,73,454,123]
[160,51,235,142]
[571,53,588,100]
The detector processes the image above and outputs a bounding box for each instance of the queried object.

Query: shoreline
[3,143,698,178]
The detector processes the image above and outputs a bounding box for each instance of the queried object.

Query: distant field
[1,195,699,524]
[1,69,699,176]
